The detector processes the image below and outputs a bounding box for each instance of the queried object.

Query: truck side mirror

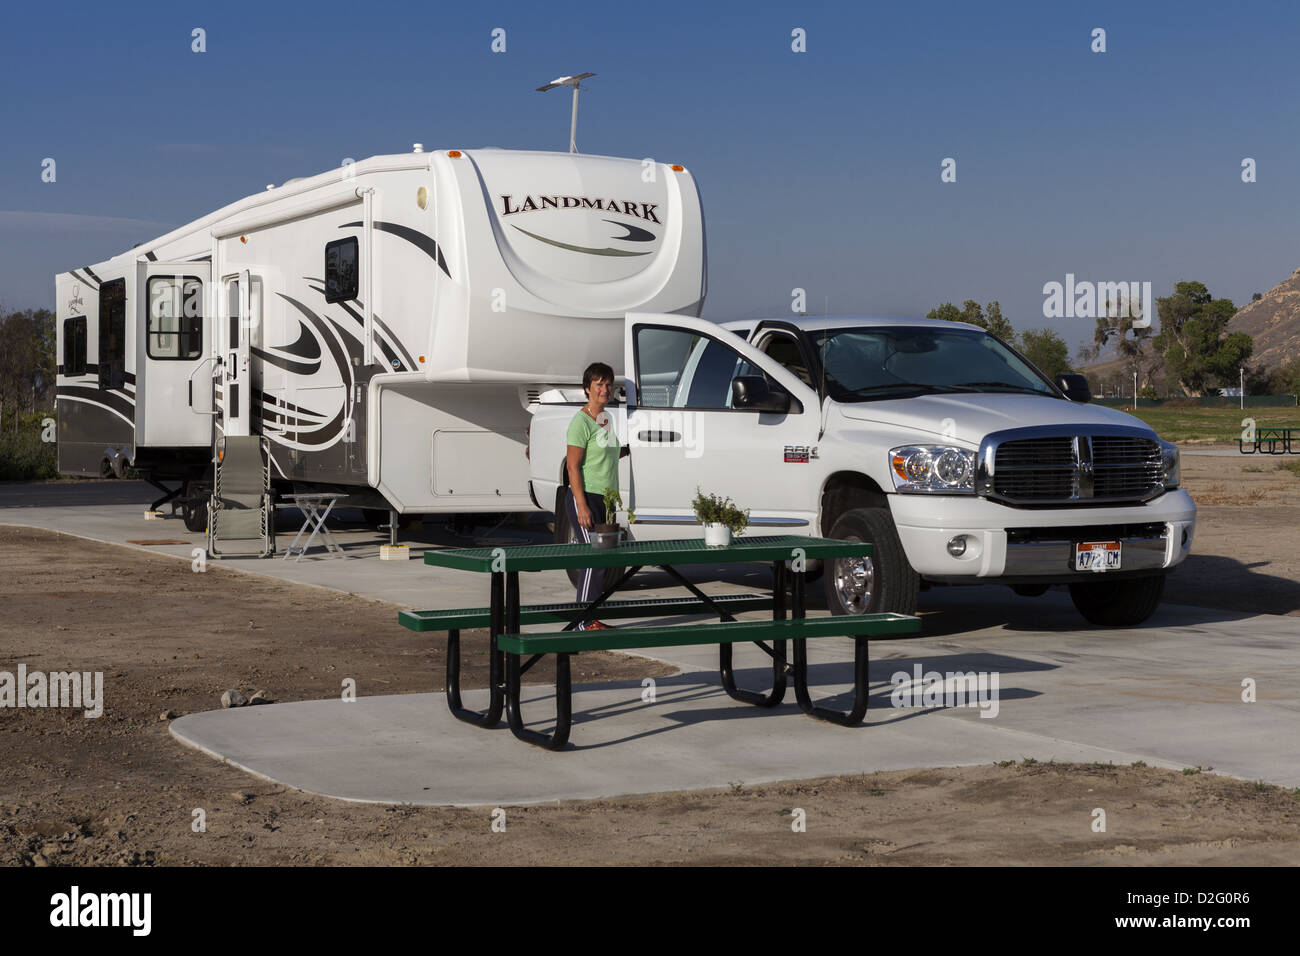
[731,375,791,413]
[1056,373,1092,403]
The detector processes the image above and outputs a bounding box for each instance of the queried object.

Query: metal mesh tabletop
[421,534,873,572]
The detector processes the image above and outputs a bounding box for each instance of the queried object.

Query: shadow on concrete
[512,651,1052,749]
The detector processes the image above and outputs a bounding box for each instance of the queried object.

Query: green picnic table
[407,535,920,750]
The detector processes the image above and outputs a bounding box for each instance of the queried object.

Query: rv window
[63,317,87,376]
[146,276,203,360]
[325,237,358,303]
[97,278,126,390]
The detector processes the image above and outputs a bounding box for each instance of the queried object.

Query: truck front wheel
[1068,575,1165,627]
[823,507,919,616]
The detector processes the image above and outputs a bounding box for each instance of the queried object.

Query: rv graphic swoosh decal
[251,321,321,375]
[273,321,322,360]
[340,220,451,278]
[511,225,653,257]
[602,219,656,242]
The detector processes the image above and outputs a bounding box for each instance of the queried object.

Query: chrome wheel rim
[833,541,874,612]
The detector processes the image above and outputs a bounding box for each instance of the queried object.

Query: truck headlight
[1158,439,1180,489]
[889,445,976,494]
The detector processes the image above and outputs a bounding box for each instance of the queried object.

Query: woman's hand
[576,502,594,529]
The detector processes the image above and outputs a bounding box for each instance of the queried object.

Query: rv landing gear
[145,479,185,516]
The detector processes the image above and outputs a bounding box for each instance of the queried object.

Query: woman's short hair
[582,362,615,396]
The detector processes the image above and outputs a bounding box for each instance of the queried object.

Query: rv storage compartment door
[135,261,213,448]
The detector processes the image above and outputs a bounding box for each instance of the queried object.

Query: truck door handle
[638,431,681,443]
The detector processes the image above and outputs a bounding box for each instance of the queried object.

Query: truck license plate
[1075,541,1121,572]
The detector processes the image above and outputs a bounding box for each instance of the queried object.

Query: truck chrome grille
[980,430,1165,505]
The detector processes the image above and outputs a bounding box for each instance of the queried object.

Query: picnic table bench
[1240,426,1298,454]
[400,535,921,750]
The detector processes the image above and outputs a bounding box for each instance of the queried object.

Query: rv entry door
[136,261,213,447]
[220,271,255,438]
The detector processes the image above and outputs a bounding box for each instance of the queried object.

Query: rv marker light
[671,164,684,171]
[448,150,462,158]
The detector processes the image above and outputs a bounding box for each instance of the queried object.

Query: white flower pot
[703,523,732,547]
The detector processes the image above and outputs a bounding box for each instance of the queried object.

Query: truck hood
[834,393,1156,445]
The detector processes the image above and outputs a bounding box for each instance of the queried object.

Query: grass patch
[1121,405,1296,443]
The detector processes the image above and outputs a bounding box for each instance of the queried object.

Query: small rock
[230,791,253,805]
[220,689,248,709]
[159,710,176,721]
[249,691,274,706]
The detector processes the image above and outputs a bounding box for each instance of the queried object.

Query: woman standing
[565,361,628,630]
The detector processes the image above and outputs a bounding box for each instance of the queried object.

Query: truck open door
[623,312,822,533]
[135,261,213,448]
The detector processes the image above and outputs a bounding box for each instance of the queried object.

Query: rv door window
[97,278,126,390]
[63,317,87,376]
[325,237,358,303]
[634,326,745,410]
[146,276,203,360]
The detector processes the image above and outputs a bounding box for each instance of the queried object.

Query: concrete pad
[168,591,1300,805]
[170,669,1169,807]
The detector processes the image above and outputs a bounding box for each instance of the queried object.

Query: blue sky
[2,0,1297,360]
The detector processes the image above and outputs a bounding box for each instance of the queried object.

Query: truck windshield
[808,327,1059,402]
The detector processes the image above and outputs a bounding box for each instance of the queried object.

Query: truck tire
[182,499,207,533]
[1068,575,1165,627]
[823,507,919,616]
[553,490,624,592]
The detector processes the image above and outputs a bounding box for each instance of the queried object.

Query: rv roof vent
[281,177,307,187]
[412,143,424,153]
[266,184,275,191]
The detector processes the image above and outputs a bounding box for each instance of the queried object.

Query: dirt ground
[1,450,1298,866]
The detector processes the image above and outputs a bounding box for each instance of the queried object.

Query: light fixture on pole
[536,73,596,153]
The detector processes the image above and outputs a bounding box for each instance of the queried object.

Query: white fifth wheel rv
[54,147,706,534]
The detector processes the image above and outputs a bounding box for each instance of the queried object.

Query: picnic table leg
[790,565,870,726]
[505,571,573,750]
[719,559,787,706]
[444,571,505,727]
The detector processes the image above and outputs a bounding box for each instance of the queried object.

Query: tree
[1247,358,1300,397]
[0,309,56,432]
[927,299,1015,341]
[1090,291,1160,392]
[1252,292,1263,302]
[1017,328,1072,379]
[1154,281,1252,396]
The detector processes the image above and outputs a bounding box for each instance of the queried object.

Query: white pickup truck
[528,313,1196,627]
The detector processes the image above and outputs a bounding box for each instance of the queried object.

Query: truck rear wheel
[1069,575,1165,627]
[554,489,624,592]
[823,507,919,616]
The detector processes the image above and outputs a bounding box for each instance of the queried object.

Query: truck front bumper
[888,489,1196,582]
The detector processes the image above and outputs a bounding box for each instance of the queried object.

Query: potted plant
[692,488,749,546]
[592,487,635,548]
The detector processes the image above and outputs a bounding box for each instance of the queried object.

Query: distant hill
[1227,267,1300,373]
[1078,268,1300,393]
